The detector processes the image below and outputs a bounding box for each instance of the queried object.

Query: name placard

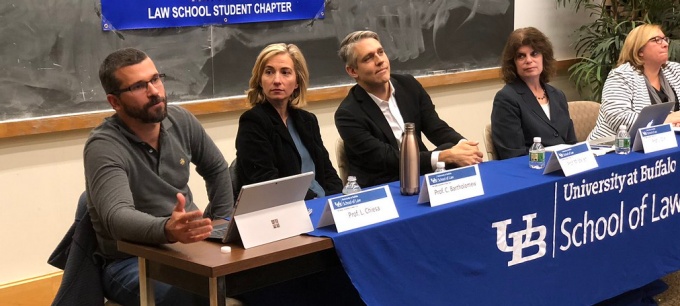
[417,165,484,207]
[316,186,399,233]
[544,142,598,176]
[633,124,677,153]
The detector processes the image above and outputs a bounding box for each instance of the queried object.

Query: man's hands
[438,140,484,167]
[164,193,213,243]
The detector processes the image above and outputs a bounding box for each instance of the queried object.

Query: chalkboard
[0,0,513,121]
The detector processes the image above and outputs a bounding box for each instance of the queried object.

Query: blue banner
[101,0,325,31]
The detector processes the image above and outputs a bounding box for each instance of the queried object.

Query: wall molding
[0,272,62,305]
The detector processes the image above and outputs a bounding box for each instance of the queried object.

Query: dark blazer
[236,102,342,199]
[491,80,577,160]
[335,74,465,188]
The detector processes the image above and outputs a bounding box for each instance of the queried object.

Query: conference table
[120,138,680,306]
[117,235,338,306]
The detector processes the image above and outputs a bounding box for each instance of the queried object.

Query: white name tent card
[417,164,484,207]
[224,172,316,249]
[544,142,598,177]
[633,123,677,153]
[235,201,314,249]
[316,185,399,233]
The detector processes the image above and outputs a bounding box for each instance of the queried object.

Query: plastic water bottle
[434,161,446,173]
[342,176,362,195]
[529,137,545,169]
[400,122,420,195]
[615,125,631,155]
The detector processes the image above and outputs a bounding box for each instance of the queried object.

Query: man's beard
[122,95,168,123]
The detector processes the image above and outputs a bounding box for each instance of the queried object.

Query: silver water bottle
[400,122,420,195]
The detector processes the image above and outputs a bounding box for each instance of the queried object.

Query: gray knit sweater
[84,105,233,259]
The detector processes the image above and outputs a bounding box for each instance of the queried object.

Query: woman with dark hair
[491,27,576,160]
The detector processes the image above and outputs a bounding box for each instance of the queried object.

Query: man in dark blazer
[335,31,484,188]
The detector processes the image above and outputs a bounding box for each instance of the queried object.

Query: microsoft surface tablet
[209,171,314,245]
[590,102,674,145]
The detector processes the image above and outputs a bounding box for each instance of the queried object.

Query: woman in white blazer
[589,24,680,140]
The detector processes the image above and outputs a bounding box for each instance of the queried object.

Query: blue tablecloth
[306,142,680,305]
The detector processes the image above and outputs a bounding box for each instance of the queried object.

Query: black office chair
[229,158,241,202]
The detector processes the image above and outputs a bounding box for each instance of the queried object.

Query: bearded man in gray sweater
[84,47,234,305]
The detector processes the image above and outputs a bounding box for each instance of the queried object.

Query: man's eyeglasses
[110,73,165,95]
[648,36,670,45]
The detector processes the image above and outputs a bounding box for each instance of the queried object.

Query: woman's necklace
[535,89,547,101]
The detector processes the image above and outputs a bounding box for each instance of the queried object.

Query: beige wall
[0,0,590,287]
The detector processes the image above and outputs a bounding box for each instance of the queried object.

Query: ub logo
[491,213,547,266]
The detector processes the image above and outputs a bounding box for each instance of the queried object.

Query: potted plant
[557,0,680,101]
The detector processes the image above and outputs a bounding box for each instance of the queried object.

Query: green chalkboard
[0,0,513,121]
